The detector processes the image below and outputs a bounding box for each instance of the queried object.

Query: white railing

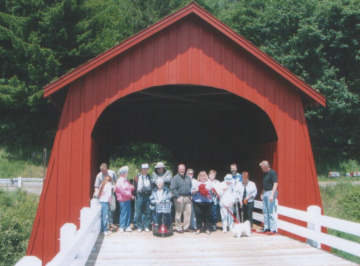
[253,200,360,258]
[0,177,43,188]
[16,199,102,266]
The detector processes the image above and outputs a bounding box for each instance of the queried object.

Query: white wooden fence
[16,199,101,266]
[16,199,360,265]
[0,177,43,188]
[253,200,360,257]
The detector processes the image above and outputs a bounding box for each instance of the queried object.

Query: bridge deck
[86,231,356,266]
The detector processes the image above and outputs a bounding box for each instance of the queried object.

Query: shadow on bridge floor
[86,233,105,266]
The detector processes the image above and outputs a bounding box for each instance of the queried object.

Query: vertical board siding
[28,17,321,263]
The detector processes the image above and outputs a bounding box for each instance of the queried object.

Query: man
[230,163,242,183]
[170,164,192,233]
[94,163,117,196]
[259,160,278,233]
[230,163,242,221]
[186,168,197,231]
[151,162,172,189]
[94,163,117,229]
[237,171,257,227]
[134,163,152,232]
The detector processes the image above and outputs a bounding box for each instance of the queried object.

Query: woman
[150,178,172,229]
[98,175,114,235]
[191,171,212,234]
[115,166,135,232]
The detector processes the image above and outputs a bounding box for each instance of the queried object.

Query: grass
[0,149,45,178]
[0,189,39,266]
[320,183,360,264]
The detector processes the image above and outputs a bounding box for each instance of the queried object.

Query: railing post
[307,205,321,248]
[80,207,92,229]
[18,177,22,188]
[60,223,77,252]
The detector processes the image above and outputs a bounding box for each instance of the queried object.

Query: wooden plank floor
[86,230,356,266]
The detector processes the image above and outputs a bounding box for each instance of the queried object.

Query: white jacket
[235,181,257,203]
[217,181,236,208]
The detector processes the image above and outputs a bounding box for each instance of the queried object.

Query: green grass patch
[320,183,360,263]
[0,149,45,178]
[0,189,39,266]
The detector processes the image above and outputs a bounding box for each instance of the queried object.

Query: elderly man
[259,160,278,233]
[134,163,152,232]
[94,163,117,228]
[230,163,242,183]
[237,171,257,226]
[151,162,172,189]
[170,164,192,233]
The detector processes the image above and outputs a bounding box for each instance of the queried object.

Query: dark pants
[242,201,254,226]
[156,212,171,227]
[194,202,211,231]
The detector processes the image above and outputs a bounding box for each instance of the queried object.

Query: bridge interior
[92,85,277,185]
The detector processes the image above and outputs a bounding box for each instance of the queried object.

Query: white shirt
[235,180,257,203]
[99,182,113,202]
[137,174,151,192]
[94,170,117,188]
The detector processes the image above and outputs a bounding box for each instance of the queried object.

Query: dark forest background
[1,0,359,173]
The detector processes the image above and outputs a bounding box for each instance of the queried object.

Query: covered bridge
[28,3,326,263]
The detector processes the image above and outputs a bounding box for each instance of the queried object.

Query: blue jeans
[190,202,197,230]
[100,202,110,232]
[119,200,131,229]
[263,190,278,232]
[134,193,151,230]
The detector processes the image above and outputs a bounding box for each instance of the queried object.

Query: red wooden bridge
[17,3,359,265]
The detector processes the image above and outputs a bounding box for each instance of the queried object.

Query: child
[208,169,220,231]
[98,175,114,235]
[115,166,135,232]
[217,174,237,233]
[192,171,212,234]
[150,178,172,229]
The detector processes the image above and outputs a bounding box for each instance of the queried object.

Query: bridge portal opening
[92,85,277,186]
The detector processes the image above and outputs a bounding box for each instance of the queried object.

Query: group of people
[93,160,278,236]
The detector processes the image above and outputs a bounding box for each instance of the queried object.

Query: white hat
[141,163,149,169]
[118,166,129,175]
[224,174,233,181]
[155,162,165,169]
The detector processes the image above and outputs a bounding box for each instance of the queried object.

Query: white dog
[231,220,251,237]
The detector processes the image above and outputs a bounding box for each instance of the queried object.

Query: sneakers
[223,228,227,233]
[104,231,111,236]
[205,230,211,235]
[145,228,150,232]
[137,228,143,232]
[118,228,124,233]
[125,227,132,232]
